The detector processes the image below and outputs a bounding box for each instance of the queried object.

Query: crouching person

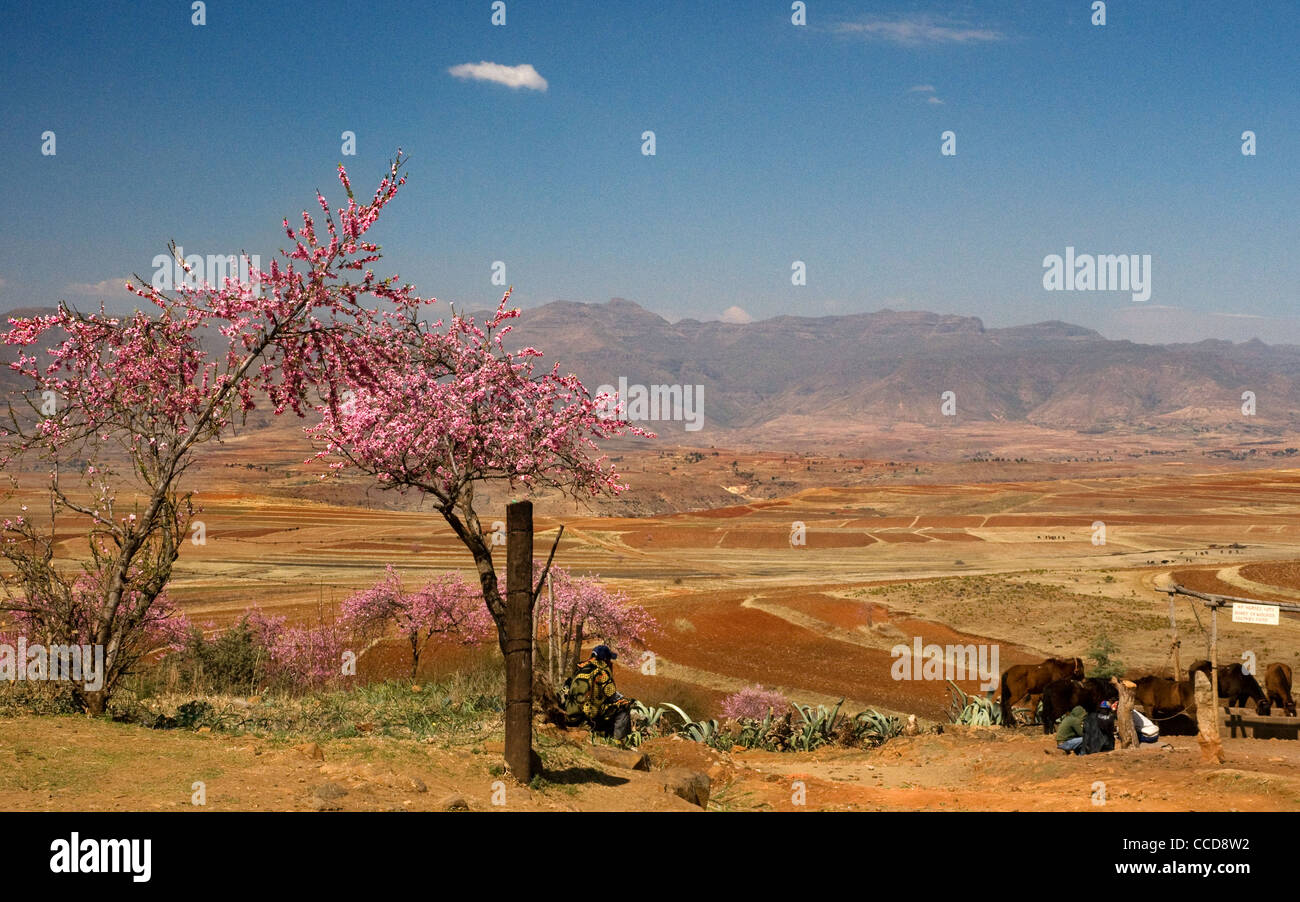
[562,644,633,744]
[1079,700,1116,755]
[1054,705,1088,754]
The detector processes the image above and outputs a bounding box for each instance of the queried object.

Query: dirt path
[4,715,1299,812]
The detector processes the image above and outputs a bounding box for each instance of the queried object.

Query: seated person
[562,644,633,742]
[1080,700,1116,755]
[1132,707,1159,743]
[1054,705,1087,754]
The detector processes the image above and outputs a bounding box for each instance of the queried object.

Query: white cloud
[906,84,945,105]
[720,305,753,324]
[836,17,1004,46]
[65,278,128,296]
[448,61,548,91]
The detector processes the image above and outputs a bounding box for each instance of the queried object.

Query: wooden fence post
[1168,596,1181,678]
[504,500,536,782]
[1210,603,1220,713]
[1194,670,1225,764]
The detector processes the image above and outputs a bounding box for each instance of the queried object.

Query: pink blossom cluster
[241,607,350,692]
[307,287,654,505]
[2,153,428,469]
[720,685,791,721]
[340,566,492,676]
[531,564,657,659]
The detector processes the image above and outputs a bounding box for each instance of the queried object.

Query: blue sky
[0,0,1296,342]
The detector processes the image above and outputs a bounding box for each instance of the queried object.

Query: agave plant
[735,710,775,750]
[788,699,846,751]
[794,719,823,752]
[631,700,668,731]
[853,709,903,744]
[943,681,1037,726]
[682,718,719,743]
[658,702,693,730]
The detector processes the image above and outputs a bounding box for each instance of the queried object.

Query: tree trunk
[84,689,107,716]
[1194,670,1225,764]
[548,575,558,686]
[571,623,584,676]
[504,500,535,782]
[1113,678,1137,749]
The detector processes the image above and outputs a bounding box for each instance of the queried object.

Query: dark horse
[999,657,1085,727]
[1039,677,1119,733]
[1265,663,1296,716]
[1188,660,1269,714]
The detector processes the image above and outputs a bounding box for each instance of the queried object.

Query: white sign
[1231,602,1280,626]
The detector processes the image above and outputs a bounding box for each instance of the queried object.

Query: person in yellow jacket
[563,645,632,741]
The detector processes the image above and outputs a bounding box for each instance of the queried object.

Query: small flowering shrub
[721,684,790,721]
[245,607,351,692]
[340,566,492,679]
[165,605,352,694]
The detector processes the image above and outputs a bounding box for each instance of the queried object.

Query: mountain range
[487,299,1299,438]
[5,299,1298,445]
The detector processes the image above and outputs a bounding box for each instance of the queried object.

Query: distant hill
[5,299,1298,443]
[484,298,1300,437]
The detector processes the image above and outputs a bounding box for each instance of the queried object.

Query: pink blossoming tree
[309,291,650,777]
[241,606,352,692]
[341,566,493,679]
[530,564,656,684]
[1,156,422,712]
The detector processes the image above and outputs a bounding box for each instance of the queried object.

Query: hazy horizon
[7,292,1300,351]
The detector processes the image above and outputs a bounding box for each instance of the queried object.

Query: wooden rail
[1154,583,1300,746]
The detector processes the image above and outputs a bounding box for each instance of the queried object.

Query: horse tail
[1000,669,1014,727]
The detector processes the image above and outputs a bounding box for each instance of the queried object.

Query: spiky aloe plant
[632,700,668,731]
[681,718,719,743]
[736,710,774,750]
[658,702,693,731]
[789,699,848,751]
[946,681,1003,725]
[853,709,903,744]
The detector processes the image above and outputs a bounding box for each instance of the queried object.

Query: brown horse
[1133,675,1198,735]
[1134,675,1195,716]
[999,657,1084,726]
[1265,663,1296,716]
